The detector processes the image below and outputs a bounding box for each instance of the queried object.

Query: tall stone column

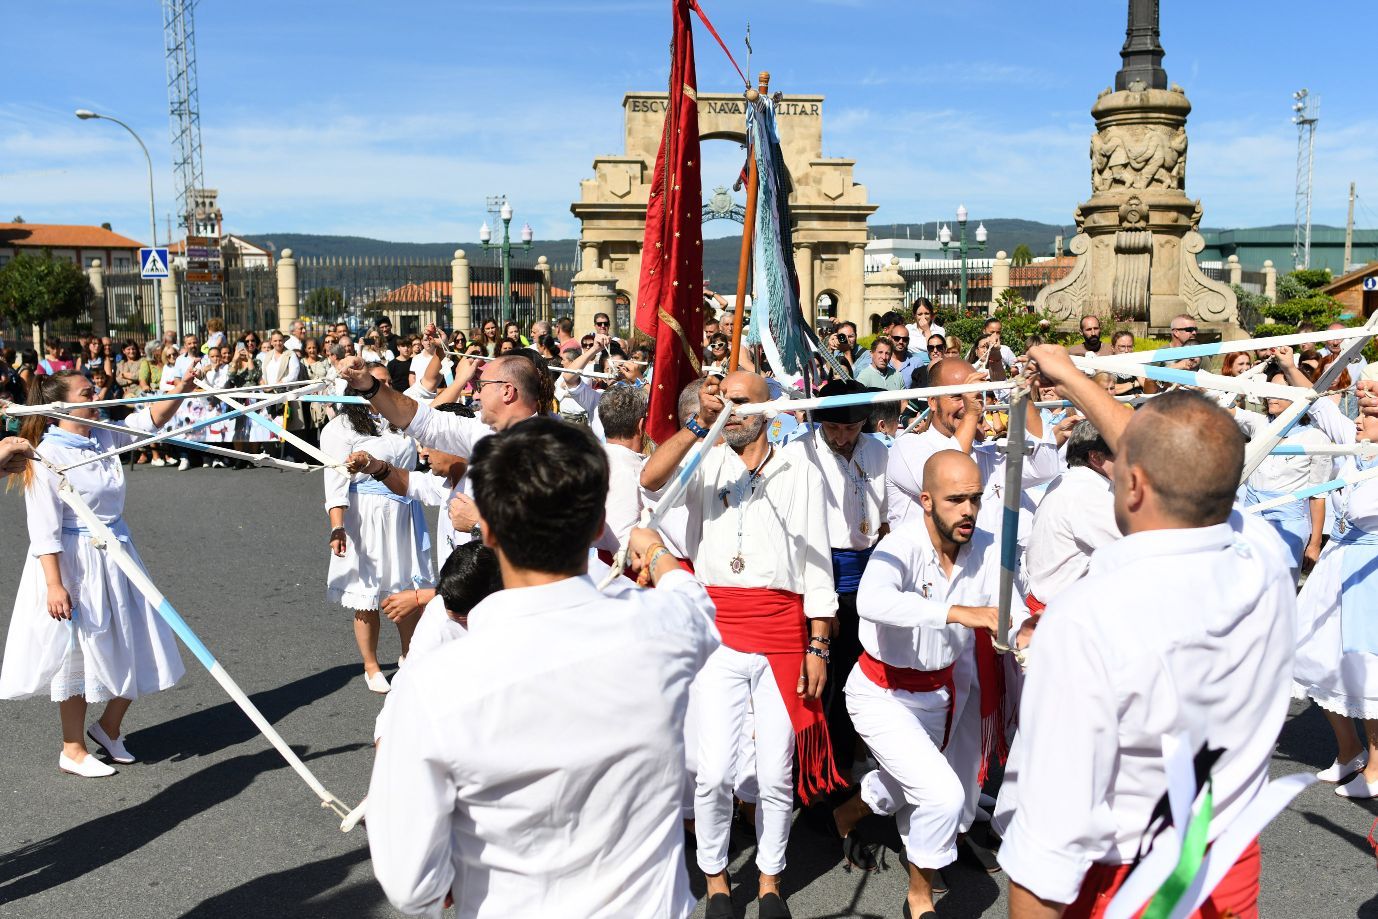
[87,258,108,337]
[572,245,616,335]
[1263,260,1277,302]
[451,249,471,332]
[991,251,1011,306]
[536,255,553,324]
[863,257,907,324]
[1228,254,1242,287]
[276,248,299,329]
[847,243,867,329]
[581,242,601,273]
[794,243,815,324]
[159,273,178,336]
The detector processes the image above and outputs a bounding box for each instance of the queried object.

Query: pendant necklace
[837,451,870,536]
[730,447,774,574]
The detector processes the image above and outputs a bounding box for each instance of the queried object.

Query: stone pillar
[276,247,299,328]
[1263,260,1277,302]
[537,255,553,324]
[991,251,1011,306]
[846,243,867,329]
[572,263,617,336]
[581,242,601,273]
[794,243,815,324]
[451,249,471,332]
[87,258,108,337]
[1227,254,1242,287]
[159,273,178,336]
[863,257,907,324]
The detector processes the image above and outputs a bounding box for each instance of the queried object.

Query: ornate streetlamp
[938,204,988,313]
[478,199,533,325]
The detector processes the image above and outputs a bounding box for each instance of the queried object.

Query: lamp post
[938,204,987,313]
[478,199,534,326]
[75,109,161,326]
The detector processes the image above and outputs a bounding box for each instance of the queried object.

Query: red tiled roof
[0,223,146,250]
[375,280,572,303]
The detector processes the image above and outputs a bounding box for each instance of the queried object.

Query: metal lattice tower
[1292,88,1319,270]
[163,0,205,234]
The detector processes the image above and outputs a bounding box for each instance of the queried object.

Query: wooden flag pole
[729,70,769,372]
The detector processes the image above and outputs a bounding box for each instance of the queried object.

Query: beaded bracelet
[805,646,830,663]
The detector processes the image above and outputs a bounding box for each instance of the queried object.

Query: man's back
[368,572,718,918]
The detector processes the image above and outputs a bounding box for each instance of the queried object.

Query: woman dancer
[0,369,198,775]
[1277,348,1378,796]
[320,362,434,693]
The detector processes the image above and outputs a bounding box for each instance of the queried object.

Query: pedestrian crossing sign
[139,247,170,279]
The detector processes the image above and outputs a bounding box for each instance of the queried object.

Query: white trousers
[694,645,794,876]
[682,675,759,818]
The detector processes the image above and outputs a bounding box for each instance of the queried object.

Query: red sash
[858,651,956,749]
[1066,838,1261,919]
[1025,593,1047,616]
[706,586,846,804]
[974,628,1010,784]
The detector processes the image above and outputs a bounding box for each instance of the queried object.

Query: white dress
[0,418,187,702]
[250,350,301,442]
[201,365,233,443]
[1294,398,1378,718]
[320,414,435,610]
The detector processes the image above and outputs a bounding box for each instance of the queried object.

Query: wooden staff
[729,71,770,371]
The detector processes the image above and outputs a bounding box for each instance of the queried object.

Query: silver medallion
[730,554,746,574]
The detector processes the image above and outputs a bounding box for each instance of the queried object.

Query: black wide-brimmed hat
[813,379,875,425]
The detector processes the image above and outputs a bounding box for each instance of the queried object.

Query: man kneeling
[367,417,720,918]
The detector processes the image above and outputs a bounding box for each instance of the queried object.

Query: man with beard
[832,450,1010,919]
[1066,315,1104,356]
[641,370,841,919]
[785,379,889,777]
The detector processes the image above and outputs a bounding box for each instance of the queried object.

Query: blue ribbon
[1241,482,1309,567]
[349,480,431,555]
[1333,528,1378,655]
[43,427,101,451]
[831,545,874,595]
[62,517,133,543]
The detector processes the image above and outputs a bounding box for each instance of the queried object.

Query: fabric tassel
[975,629,1011,785]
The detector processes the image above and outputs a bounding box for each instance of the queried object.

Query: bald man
[1000,345,1296,919]
[642,370,840,919]
[832,449,1012,917]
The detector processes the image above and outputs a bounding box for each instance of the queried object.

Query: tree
[0,251,91,347]
[303,286,345,317]
[100,221,112,231]
[1011,243,1034,267]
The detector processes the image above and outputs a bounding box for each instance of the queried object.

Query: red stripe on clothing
[858,651,956,749]
[706,586,846,804]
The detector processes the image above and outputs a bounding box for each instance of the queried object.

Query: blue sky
[2,1,1375,246]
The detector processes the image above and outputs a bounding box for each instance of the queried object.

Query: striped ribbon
[1243,464,1378,514]
[3,379,317,415]
[1119,325,1377,365]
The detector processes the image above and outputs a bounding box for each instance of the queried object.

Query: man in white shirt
[641,370,840,919]
[833,449,1005,918]
[368,418,719,919]
[597,384,647,553]
[1322,321,1367,417]
[285,319,306,353]
[1000,345,1296,919]
[784,379,888,778]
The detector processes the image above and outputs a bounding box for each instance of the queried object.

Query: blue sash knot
[350,480,432,555]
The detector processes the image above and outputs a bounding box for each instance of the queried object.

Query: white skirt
[0,532,187,703]
[326,494,435,610]
[1293,539,1378,719]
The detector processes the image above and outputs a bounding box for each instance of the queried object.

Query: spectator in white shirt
[597,384,648,554]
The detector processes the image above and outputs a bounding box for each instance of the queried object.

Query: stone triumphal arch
[570,91,876,332]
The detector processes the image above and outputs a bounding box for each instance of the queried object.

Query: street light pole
[479,199,534,326]
[938,204,987,313]
[75,109,162,327]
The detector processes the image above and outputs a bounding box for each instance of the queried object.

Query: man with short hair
[1321,320,1366,417]
[829,321,865,365]
[1066,315,1104,356]
[368,418,719,919]
[887,321,924,381]
[833,449,1008,918]
[598,384,649,553]
[641,370,840,919]
[529,319,551,345]
[554,316,580,357]
[286,319,307,352]
[592,312,612,337]
[1000,345,1297,919]
[857,337,903,391]
[376,317,399,356]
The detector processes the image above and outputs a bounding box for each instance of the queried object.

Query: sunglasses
[595,321,610,328]
[1173,326,1198,334]
[928,345,944,352]
[890,335,909,342]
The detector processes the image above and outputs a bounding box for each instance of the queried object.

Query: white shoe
[177,457,190,471]
[1335,772,1378,798]
[1317,752,1368,782]
[365,671,390,694]
[150,458,166,467]
[59,751,116,778]
[87,722,136,764]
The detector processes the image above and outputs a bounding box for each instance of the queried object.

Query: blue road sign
[139,247,170,279]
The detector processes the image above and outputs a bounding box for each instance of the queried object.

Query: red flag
[636,0,703,445]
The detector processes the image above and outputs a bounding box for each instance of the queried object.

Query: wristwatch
[685,416,710,438]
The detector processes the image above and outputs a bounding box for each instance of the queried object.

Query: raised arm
[337,355,420,429]
[1027,345,1128,455]
[641,377,722,491]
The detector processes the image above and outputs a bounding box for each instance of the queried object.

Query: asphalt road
[0,464,1375,918]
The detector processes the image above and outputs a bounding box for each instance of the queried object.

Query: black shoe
[704,892,734,919]
[931,867,948,895]
[958,833,1002,874]
[757,892,791,919]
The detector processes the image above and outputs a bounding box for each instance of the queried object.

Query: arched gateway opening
[571,91,876,334]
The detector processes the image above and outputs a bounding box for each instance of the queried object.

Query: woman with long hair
[479,319,500,356]
[114,341,147,399]
[0,370,198,775]
[319,362,435,692]
[301,338,333,438]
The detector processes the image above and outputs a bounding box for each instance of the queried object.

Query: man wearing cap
[786,379,889,777]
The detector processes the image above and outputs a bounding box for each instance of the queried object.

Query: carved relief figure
[1091,125,1188,192]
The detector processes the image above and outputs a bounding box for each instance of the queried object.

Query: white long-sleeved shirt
[1021,465,1121,603]
[367,570,719,919]
[404,470,464,563]
[318,415,418,511]
[999,512,1296,904]
[784,425,888,550]
[674,443,837,619]
[856,520,1014,671]
[1307,397,1378,530]
[1234,408,1333,494]
[603,442,645,552]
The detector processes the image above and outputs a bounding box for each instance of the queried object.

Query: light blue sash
[349,480,431,555]
[1336,527,1378,655]
[1241,483,1308,567]
[61,517,132,544]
